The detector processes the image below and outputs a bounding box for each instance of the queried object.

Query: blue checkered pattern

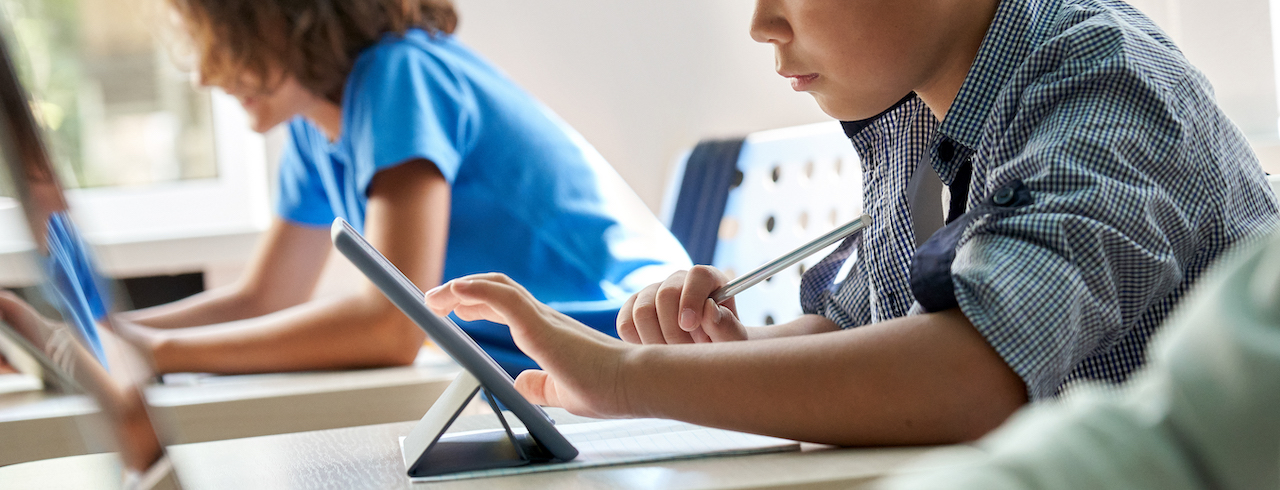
[802,0,1280,399]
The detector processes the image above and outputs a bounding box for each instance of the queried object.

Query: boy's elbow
[934,309,1030,443]
[949,361,1028,443]
[955,394,1025,442]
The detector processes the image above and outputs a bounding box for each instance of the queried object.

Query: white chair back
[664,122,863,326]
[666,143,1277,327]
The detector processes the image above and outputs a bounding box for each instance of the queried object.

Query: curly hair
[170,0,457,103]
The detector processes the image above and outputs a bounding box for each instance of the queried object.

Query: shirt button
[993,186,1016,206]
[937,139,956,163]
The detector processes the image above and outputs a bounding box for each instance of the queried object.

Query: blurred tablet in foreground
[0,11,182,489]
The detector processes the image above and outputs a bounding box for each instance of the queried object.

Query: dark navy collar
[839,92,920,139]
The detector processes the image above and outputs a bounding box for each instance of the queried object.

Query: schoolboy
[424,0,1280,445]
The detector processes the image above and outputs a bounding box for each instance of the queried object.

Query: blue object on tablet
[331,217,578,476]
[42,211,111,366]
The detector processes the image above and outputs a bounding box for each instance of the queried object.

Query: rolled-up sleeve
[948,76,1203,399]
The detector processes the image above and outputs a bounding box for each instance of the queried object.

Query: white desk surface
[0,407,981,489]
[0,347,461,466]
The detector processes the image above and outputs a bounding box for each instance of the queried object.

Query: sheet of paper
[405,418,800,482]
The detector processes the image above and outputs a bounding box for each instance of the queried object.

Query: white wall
[451,0,830,213]
[1126,0,1280,171]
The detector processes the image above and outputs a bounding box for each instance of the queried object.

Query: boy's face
[751,0,963,120]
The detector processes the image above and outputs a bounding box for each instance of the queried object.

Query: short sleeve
[276,120,337,227]
[342,37,479,195]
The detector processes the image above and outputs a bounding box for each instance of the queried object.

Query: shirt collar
[840,93,920,139]
[939,0,1060,150]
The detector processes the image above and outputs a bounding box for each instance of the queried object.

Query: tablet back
[331,218,578,463]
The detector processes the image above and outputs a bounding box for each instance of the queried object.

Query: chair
[662,122,863,326]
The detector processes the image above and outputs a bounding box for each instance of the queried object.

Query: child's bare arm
[428,273,1028,445]
[118,160,446,374]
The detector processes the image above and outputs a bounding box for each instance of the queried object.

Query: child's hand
[0,291,163,470]
[424,273,636,419]
[616,265,747,345]
[107,317,163,369]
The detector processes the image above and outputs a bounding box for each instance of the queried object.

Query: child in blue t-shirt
[118,0,689,376]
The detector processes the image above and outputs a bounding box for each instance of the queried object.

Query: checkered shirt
[801,0,1280,399]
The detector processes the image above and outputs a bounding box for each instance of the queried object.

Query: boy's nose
[749,0,792,44]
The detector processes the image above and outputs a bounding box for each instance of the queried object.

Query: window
[6,0,216,189]
[0,0,269,284]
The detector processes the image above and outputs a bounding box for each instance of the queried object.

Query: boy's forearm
[621,309,1027,445]
[745,314,841,340]
[148,293,424,374]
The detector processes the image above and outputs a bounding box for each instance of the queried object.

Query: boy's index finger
[422,283,461,316]
[679,266,727,330]
[447,278,548,330]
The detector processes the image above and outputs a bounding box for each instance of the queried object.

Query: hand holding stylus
[618,215,870,345]
[617,266,749,345]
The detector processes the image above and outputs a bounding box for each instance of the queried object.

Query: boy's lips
[783,72,819,91]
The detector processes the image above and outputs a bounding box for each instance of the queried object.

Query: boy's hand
[424,273,635,419]
[617,265,747,345]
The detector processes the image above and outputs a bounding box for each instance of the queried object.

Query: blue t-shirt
[276,30,690,372]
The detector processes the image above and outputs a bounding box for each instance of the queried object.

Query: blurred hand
[107,317,163,369]
[0,291,162,472]
[617,265,748,345]
[425,273,635,418]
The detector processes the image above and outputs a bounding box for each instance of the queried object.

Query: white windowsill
[0,228,262,288]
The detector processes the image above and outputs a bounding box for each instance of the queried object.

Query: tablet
[330,218,579,464]
[0,17,179,485]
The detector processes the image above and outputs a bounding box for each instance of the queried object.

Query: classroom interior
[1,0,1279,488]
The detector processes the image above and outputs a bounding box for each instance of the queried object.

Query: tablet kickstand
[400,370,554,477]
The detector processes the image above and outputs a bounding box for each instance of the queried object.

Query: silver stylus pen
[709,214,871,304]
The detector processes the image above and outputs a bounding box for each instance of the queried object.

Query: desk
[0,408,981,489]
[0,348,461,466]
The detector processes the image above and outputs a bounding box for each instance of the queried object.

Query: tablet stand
[400,371,555,477]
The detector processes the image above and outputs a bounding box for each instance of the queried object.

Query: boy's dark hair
[170,0,457,103]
